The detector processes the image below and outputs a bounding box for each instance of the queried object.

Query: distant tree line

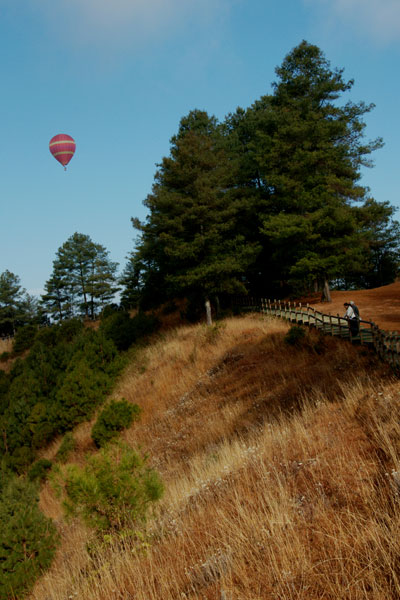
[0,233,120,337]
[121,41,400,319]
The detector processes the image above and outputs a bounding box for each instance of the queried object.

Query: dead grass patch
[31,315,400,600]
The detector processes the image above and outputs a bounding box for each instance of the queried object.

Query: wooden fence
[234,297,400,369]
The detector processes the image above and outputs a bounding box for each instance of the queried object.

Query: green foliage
[0,372,9,414]
[0,352,10,363]
[0,326,123,472]
[128,109,260,311]
[55,443,163,532]
[100,311,159,351]
[41,232,120,320]
[284,325,306,347]
[9,446,35,473]
[54,361,111,430]
[28,458,53,482]
[55,432,76,463]
[0,476,58,599]
[58,318,85,342]
[91,399,141,448]
[100,311,136,351]
[121,41,399,305]
[12,324,37,354]
[0,271,26,337]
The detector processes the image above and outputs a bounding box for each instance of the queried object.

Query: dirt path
[300,281,400,332]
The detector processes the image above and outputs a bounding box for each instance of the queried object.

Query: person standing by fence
[344,301,360,337]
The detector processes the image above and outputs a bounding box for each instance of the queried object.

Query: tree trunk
[321,277,332,302]
[205,298,212,326]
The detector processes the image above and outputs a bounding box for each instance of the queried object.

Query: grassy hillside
[31,315,400,600]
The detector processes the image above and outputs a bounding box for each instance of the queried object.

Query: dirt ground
[300,281,400,332]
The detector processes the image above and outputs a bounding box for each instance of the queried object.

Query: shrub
[0,352,10,363]
[9,446,34,473]
[0,477,58,599]
[100,312,136,351]
[91,399,141,448]
[53,361,112,431]
[100,311,159,351]
[57,318,84,342]
[55,443,163,532]
[130,312,159,340]
[284,325,306,346]
[12,325,37,354]
[55,432,76,463]
[101,304,121,320]
[28,458,52,482]
[34,327,59,348]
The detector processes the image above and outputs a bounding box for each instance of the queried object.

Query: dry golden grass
[31,315,400,600]
[0,338,15,372]
[0,338,12,353]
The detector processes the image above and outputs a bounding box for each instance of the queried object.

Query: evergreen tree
[349,199,400,288]
[127,110,259,321]
[41,233,119,320]
[252,41,384,299]
[41,263,73,322]
[0,271,26,336]
[0,476,58,598]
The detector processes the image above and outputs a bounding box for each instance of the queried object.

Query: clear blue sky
[1,0,400,296]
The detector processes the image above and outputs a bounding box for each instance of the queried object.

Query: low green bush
[91,399,141,448]
[57,319,84,342]
[12,325,37,354]
[284,325,306,346]
[0,477,58,599]
[55,432,76,463]
[55,443,163,532]
[28,458,53,482]
[100,311,159,351]
[0,352,10,363]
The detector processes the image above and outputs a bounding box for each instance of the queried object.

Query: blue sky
[1,0,400,296]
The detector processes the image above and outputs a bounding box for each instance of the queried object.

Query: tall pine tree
[41,233,119,320]
[252,41,384,299]
[129,110,259,321]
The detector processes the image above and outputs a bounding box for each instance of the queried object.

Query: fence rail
[235,297,400,369]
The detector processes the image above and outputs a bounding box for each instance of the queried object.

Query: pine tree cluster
[122,41,399,313]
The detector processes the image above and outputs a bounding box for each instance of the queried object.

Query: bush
[101,304,121,320]
[57,318,84,342]
[100,312,135,351]
[284,325,306,346]
[100,311,159,351]
[55,443,163,532]
[131,312,159,339]
[0,352,10,363]
[0,476,58,599]
[55,432,76,463]
[91,399,141,448]
[28,458,53,482]
[53,361,112,431]
[12,325,37,354]
[9,446,34,473]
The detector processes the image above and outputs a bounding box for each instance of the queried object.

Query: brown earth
[298,281,400,332]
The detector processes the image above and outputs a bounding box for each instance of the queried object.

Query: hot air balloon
[49,134,76,170]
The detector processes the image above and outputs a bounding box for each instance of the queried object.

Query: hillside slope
[32,315,400,600]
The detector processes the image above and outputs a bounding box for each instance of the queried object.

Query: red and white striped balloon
[49,134,76,169]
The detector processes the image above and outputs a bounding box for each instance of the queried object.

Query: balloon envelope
[49,134,76,168]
